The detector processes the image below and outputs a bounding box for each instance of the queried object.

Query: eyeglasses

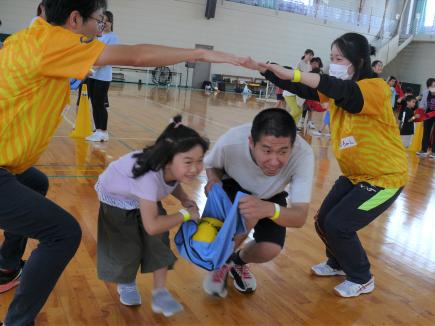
[89,16,106,31]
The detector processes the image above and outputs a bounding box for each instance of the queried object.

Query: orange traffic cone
[70,84,93,139]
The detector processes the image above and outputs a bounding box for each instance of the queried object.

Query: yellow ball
[192,217,223,243]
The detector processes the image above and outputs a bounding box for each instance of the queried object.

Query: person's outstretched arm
[243,59,364,114]
[95,44,243,67]
[240,58,320,100]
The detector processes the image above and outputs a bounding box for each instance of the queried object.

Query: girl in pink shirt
[96,115,208,316]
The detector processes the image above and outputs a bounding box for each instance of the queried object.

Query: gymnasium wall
[0,0,407,86]
[382,40,435,89]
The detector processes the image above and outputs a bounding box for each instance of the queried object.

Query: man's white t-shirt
[204,123,314,203]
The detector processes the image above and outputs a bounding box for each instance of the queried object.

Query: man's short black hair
[43,0,107,25]
[251,108,297,145]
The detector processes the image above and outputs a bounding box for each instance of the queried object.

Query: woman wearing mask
[86,10,119,142]
[242,32,407,297]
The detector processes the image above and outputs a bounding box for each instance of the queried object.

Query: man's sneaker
[0,260,25,293]
[311,261,346,276]
[202,263,232,298]
[334,277,375,297]
[230,264,257,293]
[117,282,141,306]
[416,151,428,157]
[312,130,322,137]
[151,288,183,317]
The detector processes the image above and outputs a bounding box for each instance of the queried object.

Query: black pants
[421,116,435,152]
[88,78,111,131]
[0,168,82,325]
[315,176,402,284]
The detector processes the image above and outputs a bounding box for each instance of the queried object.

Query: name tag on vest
[339,136,357,150]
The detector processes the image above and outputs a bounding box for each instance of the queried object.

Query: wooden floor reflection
[1,84,434,325]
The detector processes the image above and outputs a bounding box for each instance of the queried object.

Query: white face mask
[429,87,435,93]
[329,63,352,80]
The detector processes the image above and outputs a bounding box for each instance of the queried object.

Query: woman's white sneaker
[334,277,375,297]
[99,131,109,141]
[86,131,102,142]
[86,130,109,142]
[311,261,346,276]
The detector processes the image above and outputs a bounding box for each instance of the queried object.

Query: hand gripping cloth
[175,184,247,271]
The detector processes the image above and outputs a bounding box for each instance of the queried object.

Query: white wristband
[179,208,190,222]
[270,203,281,221]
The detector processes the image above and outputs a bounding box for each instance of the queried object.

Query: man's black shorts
[222,178,287,248]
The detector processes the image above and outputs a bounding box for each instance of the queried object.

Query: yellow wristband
[179,208,190,222]
[292,69,301,83]
[270,203,281,221]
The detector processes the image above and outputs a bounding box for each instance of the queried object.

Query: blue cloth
[175,184,247,271]
[323,110,330,125]
[70,79,82,90]
[90,32,119,82]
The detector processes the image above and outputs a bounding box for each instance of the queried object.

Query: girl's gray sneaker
[151,288,183,317]
[117,282,141,306]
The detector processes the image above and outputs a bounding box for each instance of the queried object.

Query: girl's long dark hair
[331,33,376,81]
[132,115,209,178]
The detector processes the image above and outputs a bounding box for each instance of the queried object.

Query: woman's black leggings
[315,176,402,284]
[421,116,435,152]
[88,78,111,131]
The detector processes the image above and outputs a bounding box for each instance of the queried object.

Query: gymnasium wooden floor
[1,84,434,325]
